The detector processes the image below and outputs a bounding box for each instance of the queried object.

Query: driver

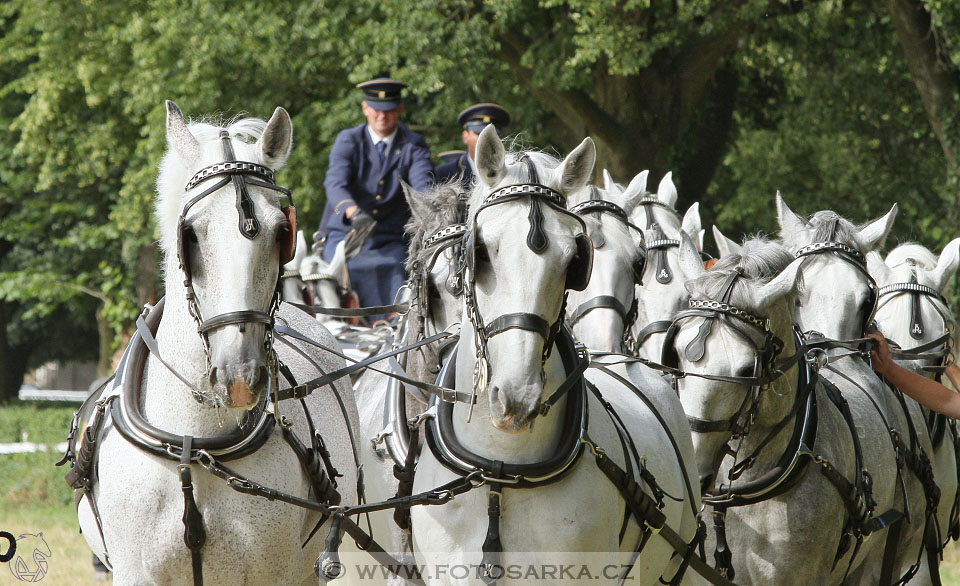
[315,77,433,316]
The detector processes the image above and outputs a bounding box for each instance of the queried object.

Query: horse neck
[140,259,242,436]
[451,317,569,462]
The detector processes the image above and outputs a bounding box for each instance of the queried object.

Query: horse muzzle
[488,384,540,432]
[208,360,268,408]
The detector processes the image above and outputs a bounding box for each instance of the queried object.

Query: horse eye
[276,221,291,243]
[474,240,490,265]
[735,365,754,378]
[794,298,802,308]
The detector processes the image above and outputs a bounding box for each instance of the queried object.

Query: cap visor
[366,99,402,111]
[466,122,502,135]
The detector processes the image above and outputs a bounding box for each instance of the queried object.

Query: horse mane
[686,236,796,313]
[155,116,268,260]
[403,182,464,273]
[885,242,938,270]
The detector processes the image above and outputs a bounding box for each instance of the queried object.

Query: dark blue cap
[458,103,510,134]
[356,78,407,111]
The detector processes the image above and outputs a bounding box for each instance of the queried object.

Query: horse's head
[565,178,646,352]
[868,239,959,361]
[625,170,681,233]
[301,242,347,323]
[669,235,801,492]
[632,198,704,359]
[403,181,467,334]
[156,101,295,409]
[778,194,897,340]
[463,125,595,432]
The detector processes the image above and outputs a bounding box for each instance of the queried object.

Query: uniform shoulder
[398,123,429,147]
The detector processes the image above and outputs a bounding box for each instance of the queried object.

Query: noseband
[462,153,592,419]
[176,130,295,367]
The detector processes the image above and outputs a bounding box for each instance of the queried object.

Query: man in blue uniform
[316,78,433,315]
[433,103,510,185]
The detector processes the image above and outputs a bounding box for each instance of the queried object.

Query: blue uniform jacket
[316,122,432,314]
[433,151,474,186]
[318,122,433,240]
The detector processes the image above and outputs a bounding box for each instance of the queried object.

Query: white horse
[868,239,960,577]
[565,182,646,352]
[778,195,933,584]
[614,170,704,358]
[671,235,883,585]
[75,102,360,585]
[300,240,350,324]
[411,126,699,585]
[351,181,467,583]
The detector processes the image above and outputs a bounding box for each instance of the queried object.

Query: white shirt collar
[367,125,398,150]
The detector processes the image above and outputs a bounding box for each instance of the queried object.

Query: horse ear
[657,172,678,209]
[857,204,897,252]
[928,237,960,290]
[866,251,895,285]
[165,100,200,165]
[681,202,702,249]
[602,169,618,193]
[475,124,506,187]
[328,240,347,275]
[620,170,649,215]
[401,179,433,226]
[558,137,596,194]
[750,259,803,310]
[776,192,809,247]
[259,107,293,171]
[285,231,307,270]
[678,231,706,281]
[713,225,741,258]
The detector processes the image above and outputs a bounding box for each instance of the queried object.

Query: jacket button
[379,180,384,185]
[375,195,382,201]
[372,209,379,216]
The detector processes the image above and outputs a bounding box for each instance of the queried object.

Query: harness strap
[567,295,630,326]
[480,480,505,585]
[285,300,409,318]
[484,312,551,340]
[635,320,673,346]
[179,435,206,586]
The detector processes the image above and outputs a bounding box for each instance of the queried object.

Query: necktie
[376,140,387,164]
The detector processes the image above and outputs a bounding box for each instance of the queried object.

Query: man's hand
[866,331,894,377]
[343,209,377,261]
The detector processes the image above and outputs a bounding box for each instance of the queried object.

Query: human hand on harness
[865,331,894,377]
[342,208,377,261]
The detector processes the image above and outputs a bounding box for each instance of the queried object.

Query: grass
[5,403,960,584]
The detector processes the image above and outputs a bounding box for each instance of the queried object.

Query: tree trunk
[0,301,30,403]
[884,0,960,170]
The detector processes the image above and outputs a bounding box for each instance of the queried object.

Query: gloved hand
[343,209,377,261]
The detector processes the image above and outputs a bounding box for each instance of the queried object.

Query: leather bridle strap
[285,300,409,318]
[567,295,631,326]
[484,312,551,340]
[198,310,273,334]
[635,320,673,345]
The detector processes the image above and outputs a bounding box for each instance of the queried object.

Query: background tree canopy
[0,0,957,399]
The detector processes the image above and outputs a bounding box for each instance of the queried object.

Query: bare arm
[867,332,960,419]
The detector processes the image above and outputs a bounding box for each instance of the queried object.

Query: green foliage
[1,0,959,385]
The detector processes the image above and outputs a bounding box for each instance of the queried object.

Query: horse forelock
[466,149,561,224]
[403,182,464,273]
[155,116,269,259]
[782,210,862,251]
[885,242,938,271]
[686,237,794,313]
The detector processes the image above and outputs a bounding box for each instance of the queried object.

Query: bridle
[566,191,646,350]
[876,264,954,374]
[176,130,296,391]
[794,241,879,337]
[662,269,788,437]
[461,153,593,419]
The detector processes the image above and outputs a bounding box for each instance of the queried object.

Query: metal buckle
[291,384,309,399]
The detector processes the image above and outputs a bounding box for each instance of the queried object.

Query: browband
[795,242,865,266]
[878,282,947,304]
